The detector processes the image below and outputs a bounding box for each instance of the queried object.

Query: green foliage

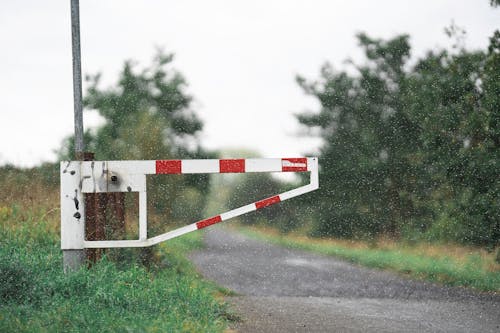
[0,205,230,332]
[0,164,59,209]
[297,33,425,239]
[59,50,214,232]
[239,227,500,292]
[406,31,500,247]
[82,52,202,160]
[210,148,307,233]
[226,173,303,233]
[296,31,500,247]
[0,255,33,303]
[0,163,58,190]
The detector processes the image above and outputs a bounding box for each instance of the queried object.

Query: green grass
[237,226,500,292]
[0,205,232,332]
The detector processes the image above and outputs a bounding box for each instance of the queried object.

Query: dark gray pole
[71,0,84,153]
[64,0,85,271]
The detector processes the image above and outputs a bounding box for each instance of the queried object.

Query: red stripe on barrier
[220,159,245,173]
[196,215,222,229]
[282,158,308,172]
[255,195,281,209]
[156,160,182,174]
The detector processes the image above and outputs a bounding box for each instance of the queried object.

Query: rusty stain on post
[110,193,126,239]
[82,152,104,264]
[83,152,126,265]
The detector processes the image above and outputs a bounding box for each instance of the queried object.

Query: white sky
[0,0,498,167]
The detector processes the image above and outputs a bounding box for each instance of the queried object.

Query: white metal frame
[61,157,318,249]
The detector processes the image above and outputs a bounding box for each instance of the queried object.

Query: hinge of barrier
[61,157,318,249]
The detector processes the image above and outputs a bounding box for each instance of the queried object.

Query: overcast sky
[1,0,498,166]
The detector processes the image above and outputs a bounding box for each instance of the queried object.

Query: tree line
[3,22,497,250]
[292,30,499,248]
[228,27,499,249]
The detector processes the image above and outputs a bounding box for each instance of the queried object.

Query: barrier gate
[61,157,318,250]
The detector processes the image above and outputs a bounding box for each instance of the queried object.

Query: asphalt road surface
[190,227,500,333]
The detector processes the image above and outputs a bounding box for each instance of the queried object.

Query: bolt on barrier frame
[61,157,318,250]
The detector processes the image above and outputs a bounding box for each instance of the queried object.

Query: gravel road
[189,227,500,332]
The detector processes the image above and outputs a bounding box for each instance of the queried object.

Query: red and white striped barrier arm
[145,158,318,247]
[154,157,310,174]
[62,157,318,249]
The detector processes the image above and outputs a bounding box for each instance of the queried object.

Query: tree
[226,173,303,233]
[296,33,425,239]
[208,149,305,233]
[296,31,499,247]
[59,51,212,240]
[83,52,202,161]
[401,30,499,247]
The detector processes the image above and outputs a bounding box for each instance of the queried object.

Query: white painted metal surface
[60,161,85,249]
[61,157,319,250]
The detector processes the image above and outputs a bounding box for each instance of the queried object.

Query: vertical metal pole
[64,0,85,271]
[71,0,84,153]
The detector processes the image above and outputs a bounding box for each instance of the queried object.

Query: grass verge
[236,225,500,292]
[0,204,232,332]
